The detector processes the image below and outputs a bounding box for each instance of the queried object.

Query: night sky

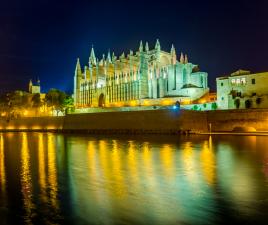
[0,0,268,94]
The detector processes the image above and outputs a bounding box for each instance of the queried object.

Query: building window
[231,79,236,85]
[221,82,223,86]
[252,78,255,84]
[241,77,246,85]
[236,78,241,84]
[221,97,224,100]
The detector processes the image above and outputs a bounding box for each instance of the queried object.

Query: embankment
[207,109,268,132]
[0,109,207,134]
[1,109,268,134]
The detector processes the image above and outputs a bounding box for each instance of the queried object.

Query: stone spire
[139,40,143,52]
[101,54,105,66]
[171,44,176,55]
[37,78,40,86]
[120,52,125,59]
[107,50,112,63]
[145,42,149,52]
[75,58,82,76]
[29,79,32,93]
[180,52,184,64]
[90,45,97,65]
[112,52,116,62]
[155,39,161,51]
[171,44,176,64]
[185,54,188,64]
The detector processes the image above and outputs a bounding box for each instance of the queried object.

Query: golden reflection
[160,144,174,179]
[99,140,110,175]
[142,142,156,187]
[127,141,138,185]
[88,141,97,179]
[111,140,127,198]
[182,141,198,185]
[21,133,34,223]
[47,134,59,210]
[200,136,216,185]
[88,140,100,187]
[38,133,47,201]
[246,136,257,150]
[0,134,6,195]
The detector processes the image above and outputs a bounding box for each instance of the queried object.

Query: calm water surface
[0,132,268,225]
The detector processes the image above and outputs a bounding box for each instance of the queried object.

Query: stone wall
[1,109,268,133]
[0,109,207,134]
[0,116,64,131]
[63,109,207,134]
[207,109,268,132]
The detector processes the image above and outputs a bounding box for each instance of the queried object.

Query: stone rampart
[207,109,268,132]
[1,109,268,133]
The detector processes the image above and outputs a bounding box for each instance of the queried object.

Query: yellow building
[217,70,268,109]
[74,40,209,108]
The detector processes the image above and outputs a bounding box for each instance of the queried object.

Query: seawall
[1,109,268,134]
[0,109,207,134]
[207,109,268,132]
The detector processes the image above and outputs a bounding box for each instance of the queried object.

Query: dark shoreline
[1,128,268,136]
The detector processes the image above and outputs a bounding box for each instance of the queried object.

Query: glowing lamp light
[143,100,150,106]
[32,126,41,130]
[23,110,28,116]
[130,100,137,107]
[199,99,206,104]
[182,99,191,105]
[162,100,172,106]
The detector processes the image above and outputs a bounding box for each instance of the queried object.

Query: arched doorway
[98,93,105,107]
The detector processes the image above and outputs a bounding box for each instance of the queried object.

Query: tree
[45,89,73,116]
[63,95,74,114]
[8,91,31,117]
[32,93,42,115]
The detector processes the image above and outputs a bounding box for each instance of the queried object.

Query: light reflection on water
[0,133,268,224]
[21,133,34,224]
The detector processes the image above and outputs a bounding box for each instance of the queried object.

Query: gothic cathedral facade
[74,40,209,107]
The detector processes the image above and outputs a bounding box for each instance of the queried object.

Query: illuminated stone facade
[74,40,209,107]
[217,70,268,109]
[29,79,41,94]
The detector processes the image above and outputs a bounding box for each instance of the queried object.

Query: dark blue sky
[0,0,268,93]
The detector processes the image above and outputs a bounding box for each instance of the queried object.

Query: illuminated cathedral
[74,40,209,107]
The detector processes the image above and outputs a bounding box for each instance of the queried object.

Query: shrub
[211,102,217,110]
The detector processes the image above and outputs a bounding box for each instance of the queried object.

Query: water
[0,133,268,225]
